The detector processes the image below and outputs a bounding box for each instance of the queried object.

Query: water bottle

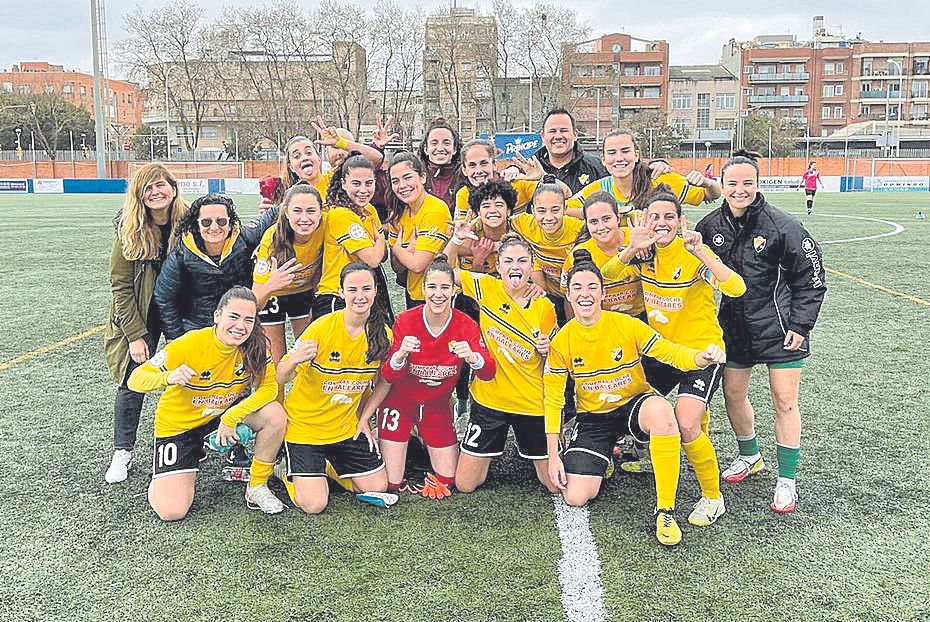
[206,423,255,453]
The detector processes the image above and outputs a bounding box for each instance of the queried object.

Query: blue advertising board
[493,133,543,160]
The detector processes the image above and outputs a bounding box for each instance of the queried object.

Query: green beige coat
[103,235,157,384]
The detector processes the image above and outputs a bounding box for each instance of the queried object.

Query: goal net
[127,161,245,179]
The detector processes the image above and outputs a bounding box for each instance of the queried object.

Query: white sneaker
[245,483,285,514]
[770,478,798,514]
[688,495,726,526]
[105,449,133,484]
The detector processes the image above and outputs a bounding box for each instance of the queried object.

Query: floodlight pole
[90,0,107,178]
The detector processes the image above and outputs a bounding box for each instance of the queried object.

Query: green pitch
[0,192,927,621]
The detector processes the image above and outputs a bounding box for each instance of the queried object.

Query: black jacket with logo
[694,192,826,364]
[534,144,608,194]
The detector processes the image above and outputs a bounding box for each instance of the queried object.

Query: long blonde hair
[118,163,188,261]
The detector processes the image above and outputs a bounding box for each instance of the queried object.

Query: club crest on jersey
[234,364,245,376]
[712,233,725,247]
[672,266,682,280]
[149,350,167,368]
[329,350,341,363]
[611,347,623,361]
[200,370,211,380]
[753,236,767,253]
[573,356,585,367]
[255,259,271,275]
[348,223,366,241]
[801,237,816,253]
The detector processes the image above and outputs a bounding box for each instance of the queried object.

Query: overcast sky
[0,0,923,79]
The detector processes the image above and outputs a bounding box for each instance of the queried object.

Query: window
[62,84,73,94]
[715,93,735,109]
[697,92,710,107]
[823,84,834,97]
[780,86,790,96]
[622,87,637,98]
[912,81,929,98]
[623,66,640,77]
[834,106,844,119]
[796,86,805,96]
[913,104,929,120]
[824,62,835,75]
[18,85,31,95]
[836,62,845,74]
[45,84,54,94]
[80,85,86,95]
[860,104,871,116]
[1,82,11,93]
[128,93,133,105]
[715,119,736,130]
[822,105,831,120]
[643,86,660,98]
[835,84,844,96]
[744,66,753,74]
[696,108,710,129]
[644,65,661,76]
[862,59,873,75]
[758,64,775,74]
[672,93,692,109]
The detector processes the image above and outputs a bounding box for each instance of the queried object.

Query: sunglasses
[199,217,229,228]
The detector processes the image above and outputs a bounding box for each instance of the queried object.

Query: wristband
[333,136,350,150]
[450,234,464,246]
[468,352,485,371]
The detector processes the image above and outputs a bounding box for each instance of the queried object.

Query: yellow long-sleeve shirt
[510,212,584,296]
[561,236,645,316]
[317,204,382,295]
[454,179,538,221]
[543,312,701,434]
[566,172,706,220]
[283,311,391,445]
[386,194,451,301]
[127,327,277,437]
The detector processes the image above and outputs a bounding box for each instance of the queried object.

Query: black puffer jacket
[154,212,274,340]
[694,193,826,364]
[535,144,608,194]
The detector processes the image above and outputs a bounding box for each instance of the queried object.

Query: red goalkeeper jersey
[380,306,496,402]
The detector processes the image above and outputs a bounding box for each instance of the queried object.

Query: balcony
[748,72,811,82]
[859,90,889,98]
[748,95,809,105]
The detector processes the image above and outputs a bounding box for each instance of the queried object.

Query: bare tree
[118,0,218,151]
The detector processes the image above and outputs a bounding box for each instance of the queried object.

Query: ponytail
[339,262,390,364]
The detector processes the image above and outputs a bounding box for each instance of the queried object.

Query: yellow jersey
[566,172,706,222]
[317,204,382,296]
[460,271,557,415]
[386,194,451,301]
[456,220,507,275]
[510,212,584,296]
[283,311,392,445]
[561,236,645,316]
[127,327,277,437]
[454,179,538,221]
[635,237,746,350]
[252,219,326,296]
[543,312,701,433]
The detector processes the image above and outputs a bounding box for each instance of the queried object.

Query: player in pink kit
[799,162,824,215]
[359,255,496,499]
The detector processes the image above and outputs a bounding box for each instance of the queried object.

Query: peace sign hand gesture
[311,115,343,147]
[512,152,545,181]
[451,217,481,245]
[372,114,400,149]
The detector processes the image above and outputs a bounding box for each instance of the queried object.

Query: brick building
[0,62,145,131]
[667,65,739,144]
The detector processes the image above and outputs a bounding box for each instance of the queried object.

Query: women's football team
[103,109,825,546]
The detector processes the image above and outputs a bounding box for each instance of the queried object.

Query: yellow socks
[325,461,355,492]
[682,433,721,499]
[249,458,275,488]
[701,408,711,436]
[650,434,681,510]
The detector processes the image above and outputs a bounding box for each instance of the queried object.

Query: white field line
[552,496,608,622]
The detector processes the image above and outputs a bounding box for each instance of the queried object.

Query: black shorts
[151,418,220,479]
[643,359,723,405]
[311,293,346,319]
[805,188,816,197]
[563,393,655,476]
[284,437,384,479]
[258,290,314,325]
[459,401,548,460]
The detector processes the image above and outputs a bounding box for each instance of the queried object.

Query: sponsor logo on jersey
[712,233,725,247]
[753,236,767,253]
[499,302,511,314]
[581,375,632,394]
[328,350,341,363]
[643,291,683,312]
[200,370,211,380]
[573,356,585,367]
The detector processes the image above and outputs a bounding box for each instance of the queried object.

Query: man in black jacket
[534,108,608,194]
[695,152,826,515]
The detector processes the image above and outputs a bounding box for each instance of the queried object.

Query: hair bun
[731,148,761,162]
[572,248,594,263]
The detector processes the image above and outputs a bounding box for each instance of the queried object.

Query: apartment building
[0,62,145,130]
[667,65,739,143]
[851,43,930,133]
[423,6,497,138]
[562,33,670,139]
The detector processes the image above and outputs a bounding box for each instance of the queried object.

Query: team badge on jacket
[753,236,767,253]
[579,174,590,185]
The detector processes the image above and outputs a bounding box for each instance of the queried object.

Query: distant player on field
[799,161,823,215]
